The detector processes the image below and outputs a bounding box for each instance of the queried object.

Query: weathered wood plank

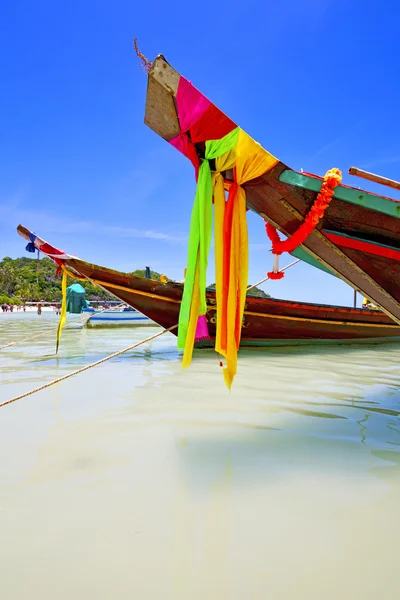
[150,56,180,96]
[144,75,180,141]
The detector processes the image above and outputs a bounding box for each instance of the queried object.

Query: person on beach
[37,302,42,316]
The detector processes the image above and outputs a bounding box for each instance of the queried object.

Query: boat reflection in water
[81,306,158,327]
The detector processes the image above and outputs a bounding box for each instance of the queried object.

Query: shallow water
[1,313,400,599]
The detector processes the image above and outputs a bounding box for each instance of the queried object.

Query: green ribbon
[177,128,240,350]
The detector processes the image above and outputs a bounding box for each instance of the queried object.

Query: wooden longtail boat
[16,225,400,346]
[144,55,400,325]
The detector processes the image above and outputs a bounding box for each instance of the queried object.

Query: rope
[0,305,127,350]
[133,38,153,73]
[85,302,126,320]
[0,324,178,409]
[0,327,59,351]
[246,258,301,292]
[214,259,300,372]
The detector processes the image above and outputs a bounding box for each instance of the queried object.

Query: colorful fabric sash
[213,130,278,387]
[56,267,67,353]
[178,129,240,367]
[172,77,278,387]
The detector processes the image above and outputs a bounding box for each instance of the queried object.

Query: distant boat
[81,306,158,327]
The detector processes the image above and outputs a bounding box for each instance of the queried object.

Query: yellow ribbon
[182,263,200,368]
[214,130,278,388]
[55,267,67,353]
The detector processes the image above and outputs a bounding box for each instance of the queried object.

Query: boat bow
[144,56,400,327]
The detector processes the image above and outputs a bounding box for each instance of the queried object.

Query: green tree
[207,283,271,298]
[128,269,169,281]
[0,256,172,303]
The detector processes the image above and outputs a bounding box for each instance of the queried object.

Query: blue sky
[1,0,399,306]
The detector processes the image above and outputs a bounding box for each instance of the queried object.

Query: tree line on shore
[0,256,270,305]
[0,257,166,305]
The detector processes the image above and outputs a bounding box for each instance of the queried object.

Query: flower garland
[265,167,342,279]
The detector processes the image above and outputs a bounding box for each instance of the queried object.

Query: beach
[0,313,399,599]
[1,306,57,313]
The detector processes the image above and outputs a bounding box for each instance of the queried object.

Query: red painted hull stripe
[323,231,400,262]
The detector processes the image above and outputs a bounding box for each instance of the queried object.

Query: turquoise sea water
[1,312,400,599]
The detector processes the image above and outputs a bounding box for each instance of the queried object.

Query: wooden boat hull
[144,56,400,325]
[16,224,400,347]
[73,268,400,345]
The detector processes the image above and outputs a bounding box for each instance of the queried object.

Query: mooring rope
[0,324,178,409]
[0,302,126,350]
[246,258,301,292]
[1,258,301,404]
[83,302,126,325]
[0,327,59,351]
